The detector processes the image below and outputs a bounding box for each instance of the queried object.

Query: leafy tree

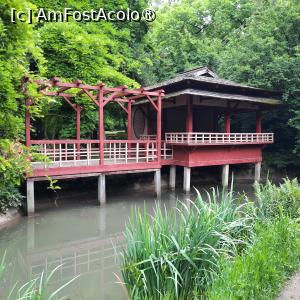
[0,0,43,139]
[217,0,300,167]
[148,0,300,168]
[30,0,152,137]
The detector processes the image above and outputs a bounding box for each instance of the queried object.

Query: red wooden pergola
[25,78,166,176]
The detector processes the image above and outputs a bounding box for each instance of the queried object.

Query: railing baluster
[59,144,62,167]
[73,144,76,166]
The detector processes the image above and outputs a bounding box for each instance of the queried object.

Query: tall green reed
[121,185,254,300]
[253,177,300,220]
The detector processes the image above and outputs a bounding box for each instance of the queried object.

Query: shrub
[0,139,32,213]
[206,217,300,300]
[121,187,254,300]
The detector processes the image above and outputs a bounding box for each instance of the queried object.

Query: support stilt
[254,162,261,183]
[26,179,35,215]
[183,167,191,194]
[154,169,161,198]
[98,174,106,204]
[222,164,229,188]
[169,166,176,190]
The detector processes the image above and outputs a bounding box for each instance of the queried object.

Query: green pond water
[0,183,253,299]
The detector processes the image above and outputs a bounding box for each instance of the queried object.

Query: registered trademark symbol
[142,9,156,22]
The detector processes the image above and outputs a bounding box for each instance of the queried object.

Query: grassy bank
[121,178,300,300]
[206,218,300,300]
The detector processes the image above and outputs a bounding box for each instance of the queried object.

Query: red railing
[30,140,173,169]
[165,132,274,145]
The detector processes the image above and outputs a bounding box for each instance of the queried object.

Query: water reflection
[0,183,254,299]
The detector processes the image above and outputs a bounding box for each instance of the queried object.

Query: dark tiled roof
[145,66,281,105]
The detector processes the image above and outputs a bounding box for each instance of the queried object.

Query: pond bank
[0,208,23,229]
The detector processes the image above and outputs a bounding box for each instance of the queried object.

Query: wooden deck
[30,140,173,177]
[30,132,273,178]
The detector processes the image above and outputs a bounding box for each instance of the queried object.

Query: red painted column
[224,111,231,133]
[256,111,262,133]
[147,106,151,135]
[25,98,31,146]
[98,85,105,165]
[156,93,162,164]
[127,100,132,140]
[186,96,193,133]
[76,105,81,160]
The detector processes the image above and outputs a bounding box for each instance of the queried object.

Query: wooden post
[76,105,81,160]
[98,174,106,204]
[26,179,35,215]
[154,169,161,198]
[256,111,262,133]
[25,98,31,146]
[186,95,193,133]
[128,100,132,140]
[98,85,105,165]
[254,162,261,183]
[222,164,229,187]
[169,165,176,190]
[224,111,231,133]
[156,93,162,164]
[183,167,191,194]
[127,100,132,157]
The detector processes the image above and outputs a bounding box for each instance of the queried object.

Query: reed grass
[253,178,300,220]
[121,185,254,299]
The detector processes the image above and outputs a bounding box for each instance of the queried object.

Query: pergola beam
[36,79,163,98]
[62,95,77,111]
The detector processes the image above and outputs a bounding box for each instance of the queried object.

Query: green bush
[121,187,254,300]
[206,218,300,300]
[0,139,32,213]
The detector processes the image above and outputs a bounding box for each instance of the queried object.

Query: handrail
[165,132,274,144]
[31,139,173,168]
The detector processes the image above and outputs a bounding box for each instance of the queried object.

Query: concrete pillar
[98,174,106,204]
[169,166,176,190]
[254,162,261,183]
[154,169,161,198]
[183,167,191,194]
[222,164,229,188]
[26,179,35,215]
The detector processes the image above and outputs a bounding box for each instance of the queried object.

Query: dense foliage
[122,188,253,299]
[0,140,32,212]
[121,178,300,299]
[147,0,300,168]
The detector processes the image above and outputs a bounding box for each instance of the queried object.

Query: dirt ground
[278,272,300,300]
